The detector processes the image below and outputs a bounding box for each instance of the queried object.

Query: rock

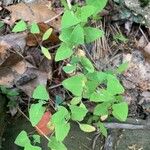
[124,0,150,27]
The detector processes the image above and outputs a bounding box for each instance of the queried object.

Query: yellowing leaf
[42,28,53,41]
[41,46,51,60]
[79,124,96,132]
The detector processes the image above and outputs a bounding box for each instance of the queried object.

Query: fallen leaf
[6,1,61,30]
[35,111,54,136]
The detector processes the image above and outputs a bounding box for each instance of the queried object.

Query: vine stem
[66,0,72,9]
[17,107,50,141]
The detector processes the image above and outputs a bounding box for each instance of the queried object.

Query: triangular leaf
[84,27,104,43]
[77,5,96,22]
[29,102,45,126]
[94,102,111,116]
[30,23,40,34]
[32,85,49,100]
[62,74,86,96]
[55,123,70,141]
[90,90,114,102]
[107,74,124,95]
[48,137,67,150]
[69,104,88,121]
[112,102,128,121]
[15,131,30,147]
[12,20,27,32]
[70,24,84,45]
[61,10,80,29]
[86,0,108,14]
[55,43,73,62]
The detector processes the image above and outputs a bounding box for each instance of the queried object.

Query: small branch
[104,122,144,130]
[66,0,72,9]
[17,107,50,141]
[44,11,63,24]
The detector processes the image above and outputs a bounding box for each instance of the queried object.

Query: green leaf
[84,27,104,43]
[32,84,49,100]
[30,23,40,34]
[83,80,99,98]
[0,21,4,28]
[94,102,111,116]
[7,89,19,97]
[90,89,114,102]
[63,64,76,73]
[77,5,96,22]
[42,28,53,41]
[15,131,30,147]
[32,135,40,144]
[115,62,128,74]
[55,123,70,141]
[79,124,96,132]
[107,74,124,95]
[61,10,80,29]
[112,102,128,121]
[52,106,70,125]
[113,33,128,43]
[69,104,88,121]
[70,24,84,45]
[62,74,86,96]
[70,97,82,105]
[86,0,108,14]
[55,43,73,62]
[80,56,94,73]
[48,137,67,150]
[29,101,45,126]
[25,144,41,150]
[98,122,107,137]
[86,71,107,83]
[41,46,51,60]
[59,28,73,42]
[12,20,27,32]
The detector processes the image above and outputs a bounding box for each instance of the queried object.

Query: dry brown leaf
[0,33,52,97]
[6,1,61,30]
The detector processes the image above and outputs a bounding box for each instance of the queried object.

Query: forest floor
[0,0,150,150]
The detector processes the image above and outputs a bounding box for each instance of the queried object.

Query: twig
[44,11,63,24]
[17,107,50,141]
[139,27,149,43]
[49,83,62,90]
[66,0,72,9]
